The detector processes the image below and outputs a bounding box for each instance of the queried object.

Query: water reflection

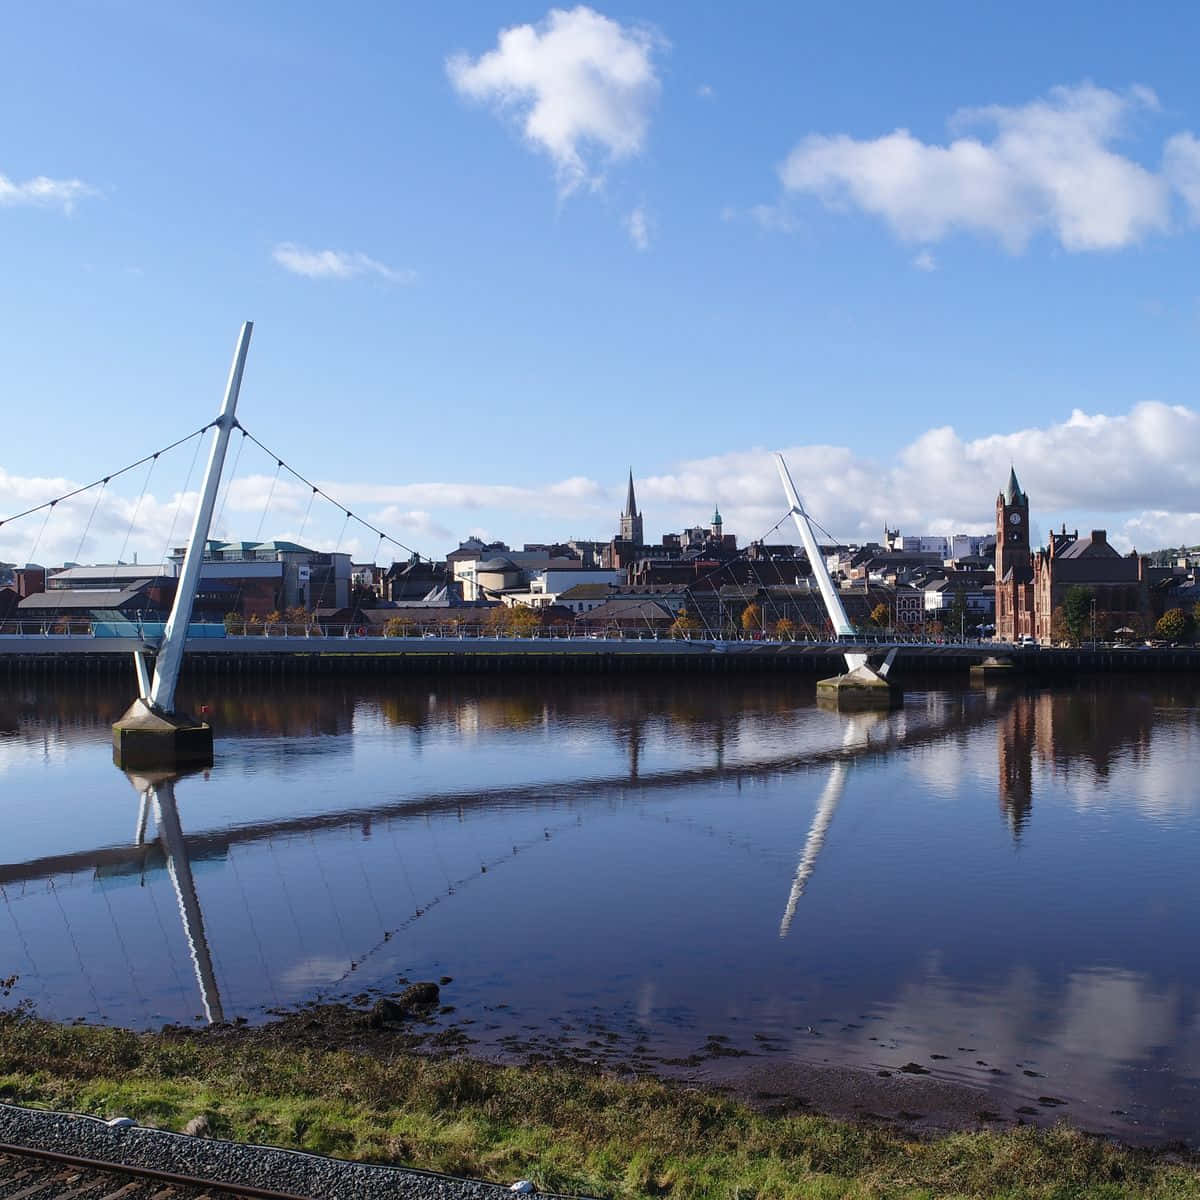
[779,710,889,937]
[995,685,1171,838]
[123,769,224,1024]
[1,676,1199,1141]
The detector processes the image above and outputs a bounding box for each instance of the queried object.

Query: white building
[500,568,624,609]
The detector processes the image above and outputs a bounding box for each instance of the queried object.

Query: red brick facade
[993,469,1151,643]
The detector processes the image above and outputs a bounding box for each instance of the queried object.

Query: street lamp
[1091,597,1096,649]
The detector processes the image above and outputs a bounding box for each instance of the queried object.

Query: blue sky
[3,1,1200,565]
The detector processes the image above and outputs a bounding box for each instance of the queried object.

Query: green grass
[0,1010,1196,1199]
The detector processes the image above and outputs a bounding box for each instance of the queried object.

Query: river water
[1,674,1198,1141]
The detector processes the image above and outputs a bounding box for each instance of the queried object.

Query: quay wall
[1,635,1200,682]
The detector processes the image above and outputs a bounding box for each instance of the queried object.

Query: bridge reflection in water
[125,768,224,1025]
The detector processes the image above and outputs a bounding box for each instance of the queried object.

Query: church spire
[623,468,638,518]
[619,469,644,545]
[1004,465,1025,505]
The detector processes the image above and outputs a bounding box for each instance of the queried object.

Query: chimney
[1091,530,1106,545]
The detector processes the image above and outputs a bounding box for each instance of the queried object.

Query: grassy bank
[0,1010,1197,1200]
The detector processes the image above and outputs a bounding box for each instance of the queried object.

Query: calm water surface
[1,675,1198,1141]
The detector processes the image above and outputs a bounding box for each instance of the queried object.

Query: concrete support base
[816,664,903,711]
[969,655,1019,684]
[112,699,213,769]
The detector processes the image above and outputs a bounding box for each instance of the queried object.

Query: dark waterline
[1,675,1198,1143]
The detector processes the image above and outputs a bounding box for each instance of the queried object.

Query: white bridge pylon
[774,453,868,673]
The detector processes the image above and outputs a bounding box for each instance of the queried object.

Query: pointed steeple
[619,469,644,545]
[712,504,722,526]
[1004,466,1024,505]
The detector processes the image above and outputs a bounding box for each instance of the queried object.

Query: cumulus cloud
[626,204,651,250]
[1164,131,1200,223]
[0,170,95,213]
[775,83,1199,252]
[6,403,1200,567]
[447,5,664,194]
[371,507,453,543]
[636,401,1200,551]
[272,243,415,283]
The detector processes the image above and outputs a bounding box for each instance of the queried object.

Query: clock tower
[995,466,1030,583]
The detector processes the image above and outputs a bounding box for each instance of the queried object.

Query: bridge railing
[0,615,1004,647]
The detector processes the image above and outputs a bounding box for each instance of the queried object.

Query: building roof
[623,469,638,519]
[577,597,676,624]
[1003,466,1026,506]
[1055,533,1121,560]
[557,583,618,600]
[19,584,153,610]
[48,564,168,582]
[476,556,518,572]
[252,540,313,554]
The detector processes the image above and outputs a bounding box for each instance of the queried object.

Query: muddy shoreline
[149,983,1192,1154]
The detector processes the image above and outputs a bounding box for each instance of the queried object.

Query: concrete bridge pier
[113,700,213,769]
[816,662,903,711]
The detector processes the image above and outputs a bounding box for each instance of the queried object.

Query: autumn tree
[1155,607,1191,642]
[383,616,406,638]
[669,607,698,639]
[774,617,796,641]
[869,603,891,629]
[506,605,539,636]
[741,603,763,635]
[284,605,311,629]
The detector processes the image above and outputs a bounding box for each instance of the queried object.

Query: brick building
[993,468,1151,642]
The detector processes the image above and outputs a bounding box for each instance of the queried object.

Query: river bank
[2,1003,1198,1200]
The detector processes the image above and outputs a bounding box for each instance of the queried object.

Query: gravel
[0,1101,580,1199]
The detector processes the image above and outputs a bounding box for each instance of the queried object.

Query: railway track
[0,1144,310,1200]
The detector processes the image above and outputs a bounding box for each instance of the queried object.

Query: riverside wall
[1,635,1199,681]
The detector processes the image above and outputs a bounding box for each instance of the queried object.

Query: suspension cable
[0,425,211,531]
[237,425,431,563]
[115,453,159,566]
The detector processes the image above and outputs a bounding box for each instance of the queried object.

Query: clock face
[1009,512,1022,525]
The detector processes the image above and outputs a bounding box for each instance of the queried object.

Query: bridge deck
[0,633,991,658]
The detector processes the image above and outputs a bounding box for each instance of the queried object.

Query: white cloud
[634,401,1200,551]
[626,204,651,250]
[0,170,95,213]
[272,243,415,283]
[912,249,936,271]
[447,5,664,195]
[776,83,1190,252]
[1164,131,1200,223]
[310,476,607,515]
[697,84,714,99]
[372,507,453,542]
[749,203,803,234]
[6,403,1200,568]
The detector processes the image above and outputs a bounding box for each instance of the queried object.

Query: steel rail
[0,1140,314,1199]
